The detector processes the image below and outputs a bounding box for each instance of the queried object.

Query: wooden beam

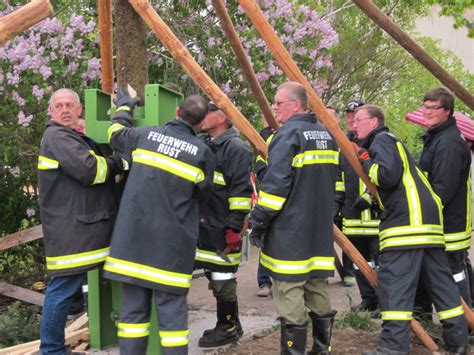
[352,0,474,111]
[127,0,267,157]
[211,0,278,130]
[0,281,44,306]
[98,0,114,93]
[237,0,378,198]
[0,0,53,46]
[0,225,43,251]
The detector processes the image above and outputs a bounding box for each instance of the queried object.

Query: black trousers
[118,282,188,355]
[378,248,468,352]
[352,236,379,305]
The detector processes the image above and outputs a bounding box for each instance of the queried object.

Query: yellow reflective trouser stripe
[335,181,345,192]
[104,256,192,289]
[380,225,443,238]
[343,219,379,227]
[438,305,464,320]
[368,163,379,186]
[228,197,252,210]
[108,123,126,142]
[117,322,150,338]
[195,248,241,266]
[292,150,339,168]
[380,236,445,250]
[160,330,189,347]
[46,247,110,270]
[38,155,59,170]
[213,171,226,186]
[260,252,334,275]
[257,190,286,211]
[381,311,412,321]
[342,227,379,236]
[132,148,205,183]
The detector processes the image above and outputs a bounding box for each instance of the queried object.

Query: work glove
[249,228,266,248]
[225,228,242,252]
[114,87,141,122]
[352,193,372,213]
[352,142,370,161]
[107,154,129,175]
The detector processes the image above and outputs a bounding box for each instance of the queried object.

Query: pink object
[405,109,474,141]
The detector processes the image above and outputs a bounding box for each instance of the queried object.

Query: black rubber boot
[280,321,307,355]
[203,299,243,337]
[443,344,469,355]
[307,310,337,355]
[198,300,239,348]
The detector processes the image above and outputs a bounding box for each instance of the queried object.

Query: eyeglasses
[273,100,296,107]
[421,105,444,111]
[353,116,374,124]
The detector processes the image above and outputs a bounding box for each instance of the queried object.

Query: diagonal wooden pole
[236,0,377,199]
[98,0,114,94]
[211,0,278,130]
[127,0,267,156]
[352,0,474,111]
[0,0,53,46]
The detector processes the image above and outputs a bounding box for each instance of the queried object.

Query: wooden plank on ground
[65,313,88,333]
[0,281,44,306]
[0,225,43,251]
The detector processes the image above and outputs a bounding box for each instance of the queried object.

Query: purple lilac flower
[17,111,33,126]
[26,207,36,217]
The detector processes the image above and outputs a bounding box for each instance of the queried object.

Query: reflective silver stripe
[211,272,236,281]
[228,197,252,210]
[38,156,59,170]
[118,322,150,338]
[257,190,286,210]
[353,261,375,271]
[381,311,412,321]
[379,225,443,238]
[213,171,226,186]
[195,249,241,265]
[453,271,466,282]
[92,155,107,184]
[292,150,339,167]
[160,330,189,347]
[438,305,464,320]
[343,219,379,227]
[380,236,445,250]
[46,247,110,270]
[122,158,130,171]
[104,257,192,288]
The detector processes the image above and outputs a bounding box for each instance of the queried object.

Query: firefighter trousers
[446,250,472,307]
[118,282,188,355]
[205,271,237,302]
[378,248,467,352]
[352,236,379,305]
[273,277,331,325]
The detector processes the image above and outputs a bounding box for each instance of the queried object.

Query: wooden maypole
[98,0,114,94]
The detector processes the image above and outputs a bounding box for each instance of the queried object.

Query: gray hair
[49,88,81,106]
[277,81,308,110]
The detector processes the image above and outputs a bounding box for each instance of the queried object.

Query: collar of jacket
[47,119,77,132]
[207,128,238,146]
[422,116,456,142]
[167,118,197,136]
[362,125,389,148]
[288,112,317,123]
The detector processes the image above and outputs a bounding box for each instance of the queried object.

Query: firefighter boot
[443,344,468,355]
[307,310,337,354]
[198,300,239,348]
[280,321,307,355]
[203,300,243,337]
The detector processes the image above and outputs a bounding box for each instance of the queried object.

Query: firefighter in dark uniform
[103,91,215,355]
[249,82,339,354]
[38,89,120,354]
[417,87,472,310]
[353,105,468,355]
[195,102,253,347]
[335,151,380,311]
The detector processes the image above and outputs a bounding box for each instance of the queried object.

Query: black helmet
[345,99,364,112]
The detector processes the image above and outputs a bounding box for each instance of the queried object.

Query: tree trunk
[113,0,148,97]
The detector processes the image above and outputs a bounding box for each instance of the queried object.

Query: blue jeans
[40,273,86,355]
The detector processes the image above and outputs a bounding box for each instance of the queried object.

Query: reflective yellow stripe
[417,167,444,225]
[257,190,286,211]
[397,142,422,226]
[160,330,189,347]
[380,225,443,239]
[255,155,267,164]
[46,247,109,270]
[368,163,379,186]
[343,219,379,227]
[195,248,241,266]
[104,256,192,289]
[292,150,339,168]
[132,148,205,183]
[38,155,59,170]
[116,106,131,112]
[381,311,412,321]
[335,181,345,192]
[380,236,445,250]
[228,197,252,211]
[438,305,464,320]
[342,227,379,236]
[260,252,334,275]
[92,155,107,184]
[213,171,226,186]
[108,122,126,142]
[117,322,150,338]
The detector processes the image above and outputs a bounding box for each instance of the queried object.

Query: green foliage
[335,295,379,331]
[0,302,41,348]
[429,0,474,38]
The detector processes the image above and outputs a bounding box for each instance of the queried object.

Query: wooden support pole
[98,0,114,93]
[211,0,278,130]
[333,226,439,351]
[127,0,267,156]
[352,0,474,111]
[237,0,377,198]
[0,0,53,46]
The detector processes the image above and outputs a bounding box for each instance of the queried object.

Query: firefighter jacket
[250,113,339,281]
[335,152,380,237]
[103,118,215,295]
[419,117,472,252]
[254,127,274,182]
[361,125,445,252]
[38,121,118,277]
[195,128,253,273]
